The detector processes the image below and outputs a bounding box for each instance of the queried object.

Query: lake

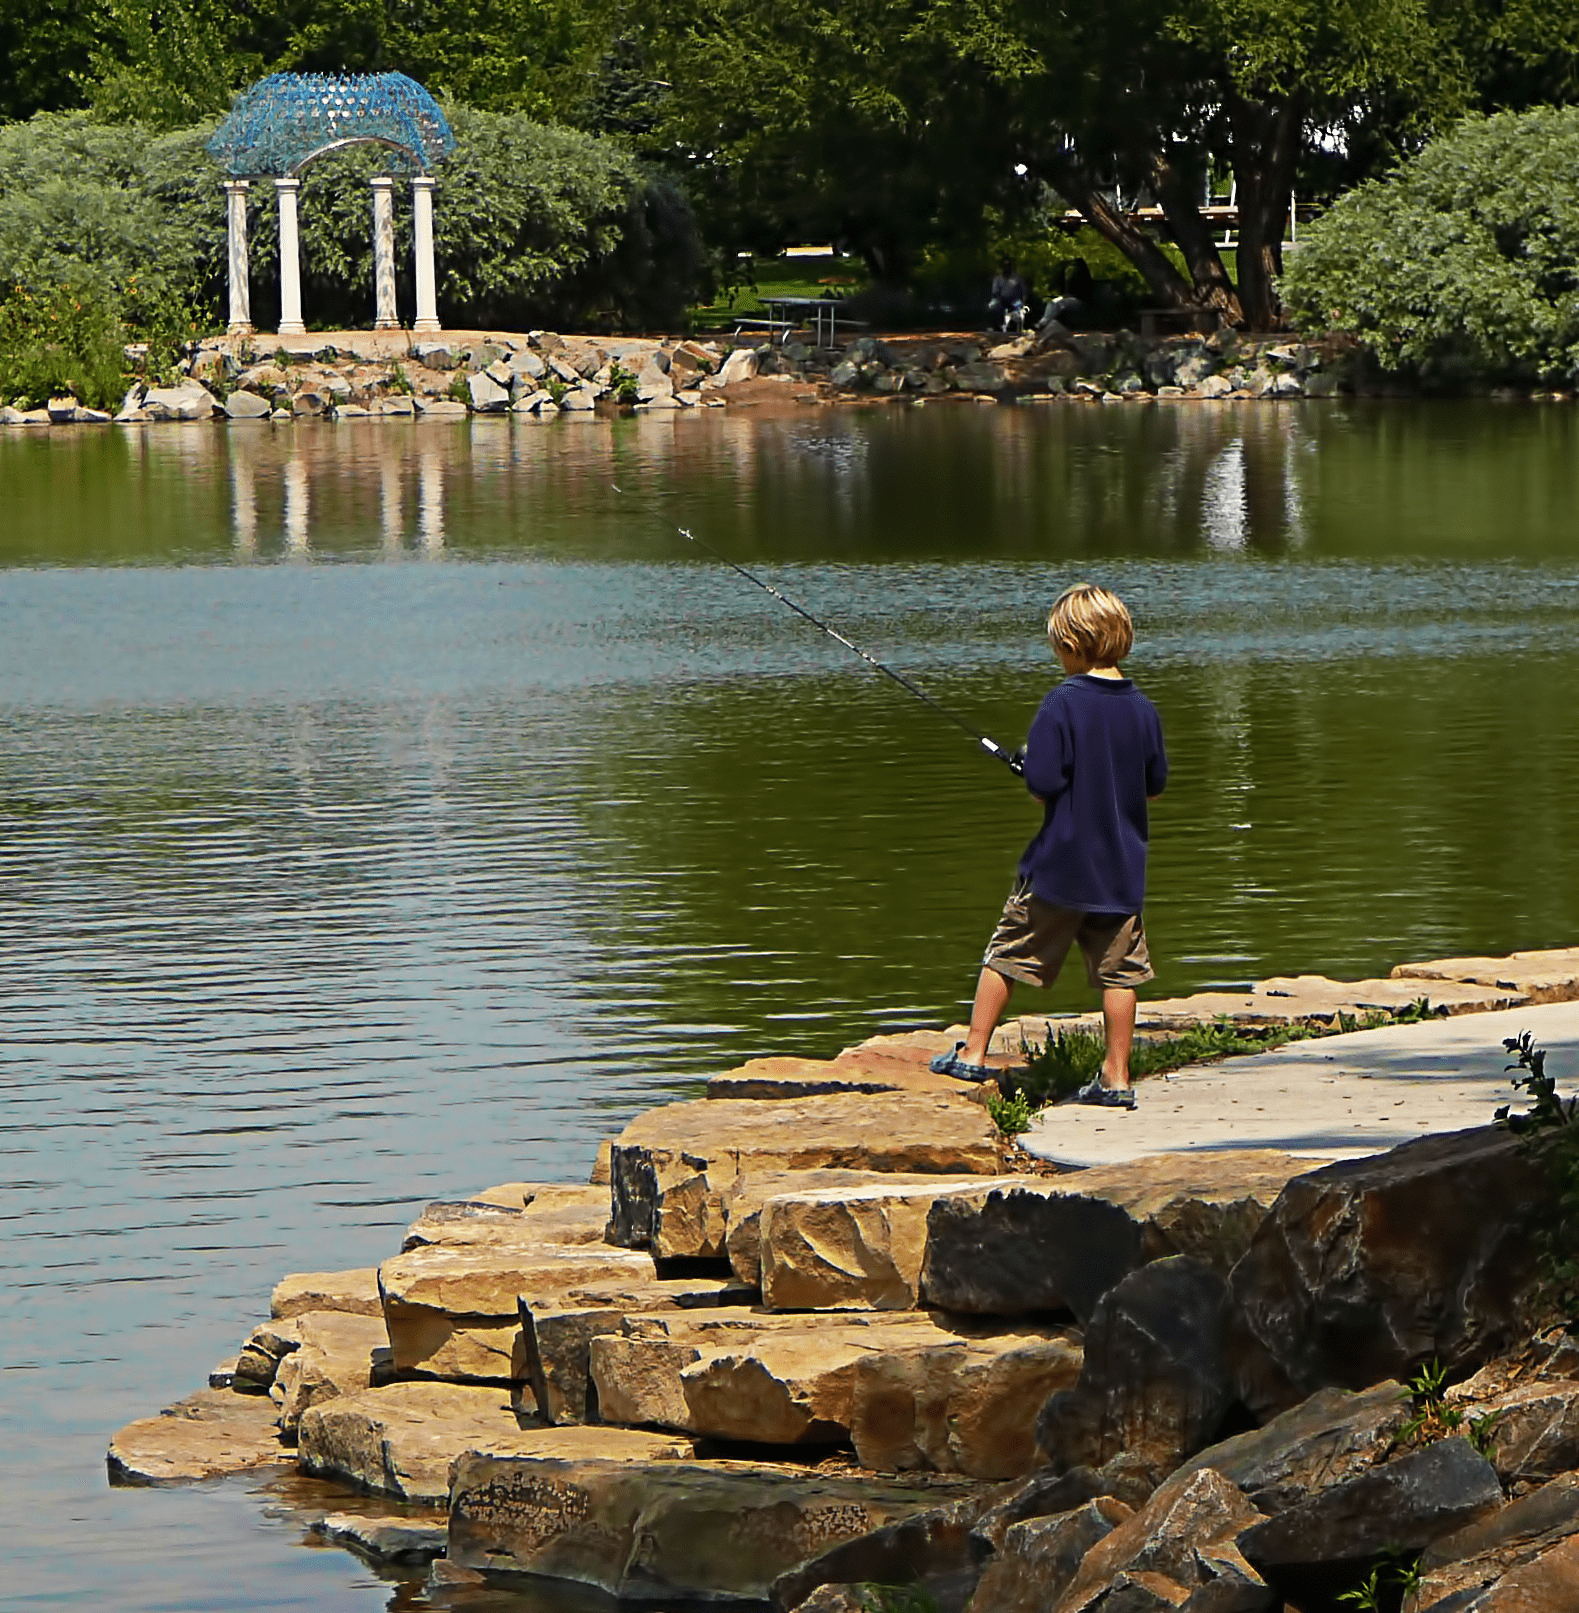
[4,398,1578,1611]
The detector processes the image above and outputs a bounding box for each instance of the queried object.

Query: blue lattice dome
[207,72,456,178]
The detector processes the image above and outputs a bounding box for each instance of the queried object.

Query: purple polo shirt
[1017,673,1168,915]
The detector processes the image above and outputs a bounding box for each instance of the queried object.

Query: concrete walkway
[1021,1000,1579,1170]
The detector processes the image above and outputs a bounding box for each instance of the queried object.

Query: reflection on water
[2,403,1579,1613]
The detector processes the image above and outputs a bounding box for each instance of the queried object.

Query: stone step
[400,1182,610,1252]
[107,1388,291,1485]
[378,1244,658,1382]
[588,1309,1079,1474]
[271,1267,382,1319]
[1391,945,1579,1005]
[447,1452,974,1598]
[607,1092,1008,1258]
[296,1381,693,1504]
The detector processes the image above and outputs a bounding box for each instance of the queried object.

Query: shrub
[0,279,128,409]
[1283,107,1579,387]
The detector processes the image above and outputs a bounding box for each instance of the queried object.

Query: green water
[3,398,1578,1612]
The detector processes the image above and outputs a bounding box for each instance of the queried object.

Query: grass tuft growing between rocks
[1496,1032,1579,1312]
[1013,998,1442,1113]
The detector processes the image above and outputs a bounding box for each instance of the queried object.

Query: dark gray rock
[1038,1257,1234,1491]
[964,1498,1132,1613]
[771,1495,988,1613]
[1225,1127,1551,1419]
[969,1467,1107,1553]
[1178,1381,1406,1514]
[1238,1437,1503,1585]
[1414,1471,1579,1608]
[1469,1377,1579,1487]
[1053,1467,1271,1613]
[412,342,456,370]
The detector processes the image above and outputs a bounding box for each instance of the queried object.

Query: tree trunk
[1148,148,1244,326]
[1042,148,1197,309]
[1229,91,1304,331]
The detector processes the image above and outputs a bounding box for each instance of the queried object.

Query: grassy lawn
[691,253,869,332]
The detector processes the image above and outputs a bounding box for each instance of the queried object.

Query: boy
[931,583,1167,1108]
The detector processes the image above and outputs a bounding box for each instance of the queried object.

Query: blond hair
[1047,584,1134,667]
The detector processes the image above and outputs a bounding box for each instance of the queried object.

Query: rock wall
[106,945,1579,1609]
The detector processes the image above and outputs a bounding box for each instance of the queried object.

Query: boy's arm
[1020,700,1071,804]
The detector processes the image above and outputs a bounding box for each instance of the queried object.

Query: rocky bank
[110,944,1579,1611]
[8,324,1364,428]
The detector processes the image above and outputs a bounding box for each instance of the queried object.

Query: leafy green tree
[0,0,100,119]
[1281,104,1579,385]
[88,0,618,128]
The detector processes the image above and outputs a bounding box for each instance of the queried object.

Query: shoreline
[0,325,1493,428]
[107,943,1579,1608]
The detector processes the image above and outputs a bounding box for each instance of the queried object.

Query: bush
[0,280,128,409]
[1283,107,1579,387]
[0,106,709,335]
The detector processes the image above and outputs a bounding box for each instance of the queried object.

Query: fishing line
[614,484,1023,775]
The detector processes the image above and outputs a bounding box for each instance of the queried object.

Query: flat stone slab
[1021,1000,1579,1168]
[707,1053,995,1105]
[297,1381,694,1503]
[272,1267,382,1319]
[608,1092,1006,1256]
[1132,974,1523,1030]
[401,1182,609,1251]
[379,1244,658,1380]
[448,1453,967,1598]
[313,1511,448,1563]
[1392,946,1579,1005]
[108,1388,290,1484]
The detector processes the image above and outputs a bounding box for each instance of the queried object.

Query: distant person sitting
[988,259,1029,333]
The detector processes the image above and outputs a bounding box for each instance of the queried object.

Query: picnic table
[755,295,852,347]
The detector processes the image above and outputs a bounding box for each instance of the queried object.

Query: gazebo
[207,72,457,337]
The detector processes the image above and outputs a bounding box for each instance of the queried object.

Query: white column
[411,176,440,333]
[224,180,252,335]
[371,176,398,330]
[275,177,306,336]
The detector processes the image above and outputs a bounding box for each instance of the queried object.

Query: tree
[0,0,100,119]
[1281,104,1579,385]
[627,0,1551,327]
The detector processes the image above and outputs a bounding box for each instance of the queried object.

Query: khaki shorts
[982,876,1154,991]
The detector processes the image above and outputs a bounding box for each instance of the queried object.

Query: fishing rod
[621,489,1024,775]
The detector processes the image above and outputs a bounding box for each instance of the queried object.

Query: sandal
[930,1042,999,1084]
[1074,1078,1137,1110]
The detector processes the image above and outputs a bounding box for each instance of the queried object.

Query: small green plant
[447,372,473,405]
[0,279,128,410]
[273,348,291,369]
[544,374,568,404]
[1399,1358,1461,1443]
[1337,1569,1382,1612]
[1337,1549,1422,1612]
[1496,1034,1579,1310]
[987,1090,1033,1137]
[609,359,641,404]
[387,363,414,395]
[1466,1410,1502,1460]
[859,1585,938,1613]
[1018,1027,1106,1105]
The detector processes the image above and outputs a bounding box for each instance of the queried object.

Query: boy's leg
[1100,986,1137,1091]
[958,967,1015,1065]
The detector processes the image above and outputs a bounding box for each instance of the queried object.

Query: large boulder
[142,382,218,421]
[1176,1381,1407,1514]
[589,1310,951,1445]
[1410,1471,1579,1609]
[851,1327,1083,1478]
[607,1093,1004,1258]
[921,1151,1301,1323]
[760,1178,1018,1310]
[1052,1467,1272,1613]
[107,1388,289,1484]
[296,1381,692,1504]
[1038,1257,1234,1493]
[1225,1128,1552,1418]
[965,1499,1133,1613]
[519,1274,756,1424]
[377,1243,656,1381]
[448,1453,961,1599]
[724,1170,948,1287]
[1238,1438,1503,1593]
